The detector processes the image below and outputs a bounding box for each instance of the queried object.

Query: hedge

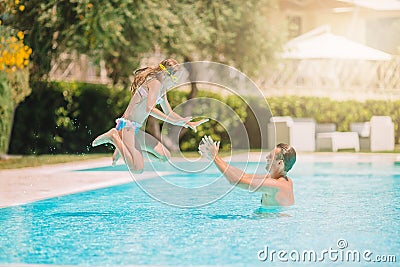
[0,73,14,154]
[8,82,399,155]
[8,82,249,154]
[0,69,31,154]
[9,81,130,154]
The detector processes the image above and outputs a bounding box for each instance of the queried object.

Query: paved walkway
[0,152,399,208]
[0,157,153,208]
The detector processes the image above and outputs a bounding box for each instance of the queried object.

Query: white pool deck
[0,152,399,209]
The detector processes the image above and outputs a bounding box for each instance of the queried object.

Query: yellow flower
[19,5,25,12]
[15,0,20,4]
[17,31,24,40]
[0,31,32,71]
[16,57,23,66]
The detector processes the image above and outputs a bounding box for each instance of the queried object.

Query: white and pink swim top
[137,86,164,104]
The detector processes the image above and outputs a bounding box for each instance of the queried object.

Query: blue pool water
[0,161,399,266]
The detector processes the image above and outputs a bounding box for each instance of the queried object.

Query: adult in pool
[198,136,296,206]
[92,58,208,173]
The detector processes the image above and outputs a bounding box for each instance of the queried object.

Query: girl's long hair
[130,58,178,95]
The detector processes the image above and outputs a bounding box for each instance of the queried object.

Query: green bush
[0,73,13,154]
[9,81,130,154]
[0,69,31,154]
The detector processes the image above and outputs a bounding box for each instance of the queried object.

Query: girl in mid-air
[92,58,208,173]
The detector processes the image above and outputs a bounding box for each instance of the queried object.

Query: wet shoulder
[284,177,293,188]
[277,176,293,186]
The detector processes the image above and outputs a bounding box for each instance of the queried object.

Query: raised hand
[175,116,192,127]
[198,135,220,160]
[185,118,209,133]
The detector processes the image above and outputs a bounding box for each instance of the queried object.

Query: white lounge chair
[316,123,360,152]
[267,116,316,151]
[350,116,395,151]
[267,116,292,149]
[349,121,370,150]
[291,118,316,152]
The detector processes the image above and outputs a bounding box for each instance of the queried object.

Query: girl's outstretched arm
[150,107,192,126]
[159,94,186,120]
[159,94,209,132]
[146,79,191,126]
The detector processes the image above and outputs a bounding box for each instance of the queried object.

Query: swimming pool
[0,160,399,266]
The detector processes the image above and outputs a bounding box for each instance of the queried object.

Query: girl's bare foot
[112,149,121,166]
[92,128,119,147]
